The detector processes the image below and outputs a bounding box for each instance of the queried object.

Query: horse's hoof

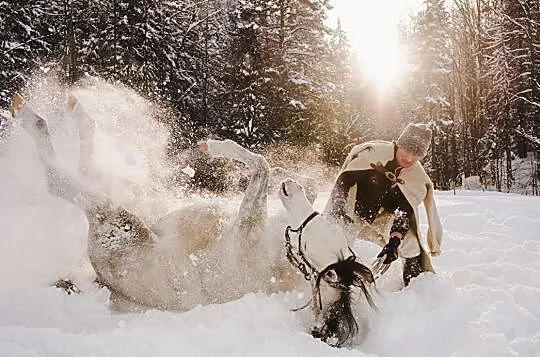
[10,94,24,118]
[197,141,208,152]
[66,95,78,111]
[54,279,81,295]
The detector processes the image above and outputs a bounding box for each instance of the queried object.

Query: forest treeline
[1,0,538,194]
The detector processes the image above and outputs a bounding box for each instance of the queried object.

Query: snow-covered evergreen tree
[450,0,485,181]
[319,19,371,165]
[501,0,539,158]
[0,1,62,106]
[406,0,453,188]
[216,0,340,149]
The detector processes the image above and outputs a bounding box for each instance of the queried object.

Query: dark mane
[312,257,377,347]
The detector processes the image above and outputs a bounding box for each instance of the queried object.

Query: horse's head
[309,256,376,346]
[279,179,377,347]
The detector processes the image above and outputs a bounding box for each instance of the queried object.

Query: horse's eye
[324,269,338,283]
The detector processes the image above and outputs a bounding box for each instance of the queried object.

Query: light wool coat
[324,140,443,272]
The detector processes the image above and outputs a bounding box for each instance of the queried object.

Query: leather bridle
[284,211,356,314]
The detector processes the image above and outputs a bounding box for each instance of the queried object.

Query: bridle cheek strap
[284,211,320,280]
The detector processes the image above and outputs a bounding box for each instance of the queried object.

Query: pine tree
[405,0,453,188]
[319,19,370,165]
[216,0,336,149]
[502,0,539,158]
[277,0,335,146]
[0,1,62,106]
[450,0,486,181]
[214,0,275,148]
[478,0,539,191]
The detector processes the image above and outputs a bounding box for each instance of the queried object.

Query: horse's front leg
[199,139,269,240]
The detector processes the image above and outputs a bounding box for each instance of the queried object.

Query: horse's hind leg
[201,139,269,237]
[66,96,150,210]
[14,96,160,308]
[66,95,96,178]
[13,96,98,207]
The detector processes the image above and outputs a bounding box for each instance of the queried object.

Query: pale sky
[329,0,424,90]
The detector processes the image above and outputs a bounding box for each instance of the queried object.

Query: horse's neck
[285,198,317,227]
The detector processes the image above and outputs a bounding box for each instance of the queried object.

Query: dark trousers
[403,255,423,286]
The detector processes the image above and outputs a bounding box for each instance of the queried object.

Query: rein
[284,211,320,281]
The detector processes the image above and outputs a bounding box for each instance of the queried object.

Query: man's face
[396,147,421,168]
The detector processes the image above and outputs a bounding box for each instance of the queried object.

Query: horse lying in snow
[12,95,376,347]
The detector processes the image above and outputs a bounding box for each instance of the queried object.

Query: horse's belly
[94,247,206,311]
[153,203,232,254]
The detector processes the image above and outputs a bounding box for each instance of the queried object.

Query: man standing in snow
[324,123,443,286]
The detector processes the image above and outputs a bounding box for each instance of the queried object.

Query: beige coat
[323,140,443,272]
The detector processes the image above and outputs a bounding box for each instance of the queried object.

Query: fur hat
[396,123,432,158]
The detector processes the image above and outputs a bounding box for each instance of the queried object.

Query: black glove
[377,236,401,264]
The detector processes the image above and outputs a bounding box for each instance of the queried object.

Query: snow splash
[0,75,330,305]
[0,75,182,286]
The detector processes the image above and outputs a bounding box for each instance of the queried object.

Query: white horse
[12,95,376,347]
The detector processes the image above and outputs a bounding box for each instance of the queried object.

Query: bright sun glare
[330,0,421,94]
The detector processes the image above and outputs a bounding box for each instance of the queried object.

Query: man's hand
[377,236,401,264]
[371,236,401,279]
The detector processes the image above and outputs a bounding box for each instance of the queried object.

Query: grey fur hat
[396,123,432,158]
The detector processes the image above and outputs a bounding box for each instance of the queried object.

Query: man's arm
[326,171,357,221]
[387,190,414,240]
[377,190,415,264]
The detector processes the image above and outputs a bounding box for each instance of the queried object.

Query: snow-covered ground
[1,103,539,356]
